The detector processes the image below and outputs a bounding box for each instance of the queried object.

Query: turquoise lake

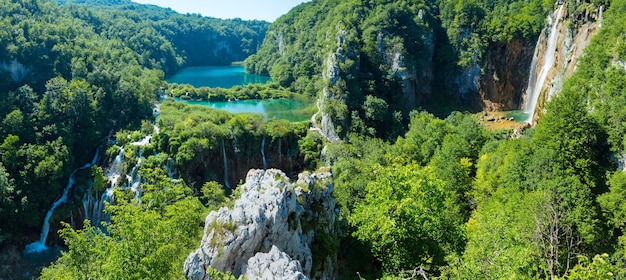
[166,65,271,88]
[168,66,311,122]
[179,98,311,122]
[505,110,531,122]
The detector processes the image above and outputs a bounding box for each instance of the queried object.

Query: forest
[1,0,625,279]
[0,0,267,276]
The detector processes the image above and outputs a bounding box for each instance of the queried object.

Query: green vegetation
[244,0,577,139]
[327,0,626,278]
[155,101,318,189]
[0,0,266,255]
[40,146,214,279]
[1,0,625,278]
[167,82,296,101]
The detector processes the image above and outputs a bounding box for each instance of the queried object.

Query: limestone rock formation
[184,169,338,280]
[479,38,536,111]
[241,245,307,280]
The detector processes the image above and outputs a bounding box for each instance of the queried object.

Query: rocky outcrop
[184,169,338,280]
[320,28,347,143]
[242,245,307,280]
[479,38,536,111]
[378,29,435,112]
[525,5,600,121]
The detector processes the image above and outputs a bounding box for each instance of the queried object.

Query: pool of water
[179,98,312,122]
[505,110,531,122]
[166,65,271,88]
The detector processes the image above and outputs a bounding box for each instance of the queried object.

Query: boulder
[241,245,307,280]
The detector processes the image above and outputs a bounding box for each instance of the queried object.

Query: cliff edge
[184,169,338,280]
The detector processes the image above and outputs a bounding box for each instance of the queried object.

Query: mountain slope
[0,0,267,247]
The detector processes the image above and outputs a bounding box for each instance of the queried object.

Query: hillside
[245,0,606,139]
[2,0,626,279]
[0,0,267,270]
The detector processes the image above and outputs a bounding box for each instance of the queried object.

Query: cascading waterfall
[523,5,564,123]
[165,157,175,180]
[83,147,124,227]
[127,149,144,199]
[25,149,100,254]
[222,139,230,190]
[261,136,267,170]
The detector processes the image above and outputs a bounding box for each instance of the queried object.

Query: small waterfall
[83,147,124,227]
[261,136,267,170]
[599,6,603,28]
[523,5,564,123]
[222,139,230,190]
[165,157,175,180]
[25,149,100,254]
[126,150,143,199]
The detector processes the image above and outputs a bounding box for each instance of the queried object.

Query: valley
[0,0,623,279]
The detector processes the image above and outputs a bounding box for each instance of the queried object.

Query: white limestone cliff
[184,169,337,280]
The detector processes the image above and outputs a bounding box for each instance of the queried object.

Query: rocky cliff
[529,6,601,121]
[184,169,338,280]
[478,38,536,111]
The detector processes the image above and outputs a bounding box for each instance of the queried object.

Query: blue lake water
[179,98,312,123]
[166,65,272,88]
[168,66,311,122]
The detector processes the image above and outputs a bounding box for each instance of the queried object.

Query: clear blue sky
[131,0,310,22]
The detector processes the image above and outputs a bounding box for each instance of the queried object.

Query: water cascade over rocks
[261,136,267,170]
[25,150,100,254]
[83,147,124,227]
[83,126,158,227]
[523,5,564,123]
[184,169,338,280]
[222,139,230,190]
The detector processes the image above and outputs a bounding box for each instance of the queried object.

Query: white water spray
[523,5,564,123]
[25,149,100,254]
[261,136,267,170]
[83,147,124,227]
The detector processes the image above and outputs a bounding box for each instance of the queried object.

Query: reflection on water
[166,66,271,88]
[179,98,311,122]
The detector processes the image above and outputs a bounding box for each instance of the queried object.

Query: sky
[131,0,310,22]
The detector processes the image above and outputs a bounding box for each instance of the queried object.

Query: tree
[349,164,464,273]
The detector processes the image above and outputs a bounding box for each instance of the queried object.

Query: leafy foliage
[0,0,266,247]
[40,151,207,279]
[349,164,464,272]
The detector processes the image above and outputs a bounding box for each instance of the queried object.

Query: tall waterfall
[523,5,564,123]
[25,150,100,254]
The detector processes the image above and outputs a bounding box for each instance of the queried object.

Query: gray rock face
[184,169,337,280]
[242,245,308,280]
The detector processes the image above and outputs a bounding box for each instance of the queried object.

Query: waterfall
[261,136,267,170]
[222,139,230,190]
[523,5,564,123]
[165,157,175,180]
[599,6,603,28]
[25,149,100,254]
[83,147,124,227]
[127,150,143,199]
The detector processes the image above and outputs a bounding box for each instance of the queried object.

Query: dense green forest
[244,0,564,139]
[1,0,625,278]
[0,0,265,251]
